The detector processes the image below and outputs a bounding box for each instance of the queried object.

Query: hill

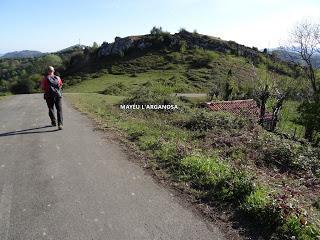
[1,50,44,59]
[272,48,320,68]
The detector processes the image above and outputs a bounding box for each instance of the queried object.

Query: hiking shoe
[51,122,57,127]
[58,125,63,130]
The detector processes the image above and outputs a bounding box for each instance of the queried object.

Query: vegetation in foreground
[66,92,320,240]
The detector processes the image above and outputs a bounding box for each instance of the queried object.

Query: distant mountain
[1,50,44,59]
[272,49,320,68]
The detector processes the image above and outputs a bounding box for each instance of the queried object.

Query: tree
[270,91,288,131]
[296,101,320,143]
[150,26,163,35]
[223,69,234,100]
[286,20,320,141]
[251,64,290,129]
[92,42,99,49]
[287,20,320,101]
[208,85,219,101]
[255,84,270,125]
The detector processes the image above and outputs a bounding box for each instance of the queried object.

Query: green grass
[64,93,125,104]
[278,100,305,138]
[64,71,185,94]
[63,49,301,100]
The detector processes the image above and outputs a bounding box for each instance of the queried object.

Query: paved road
[172,93,207,98]
[0,94,225,240]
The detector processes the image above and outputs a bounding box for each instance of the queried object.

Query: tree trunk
[304,124,314,142]
[270,94,287,132]
[258,85,270,125]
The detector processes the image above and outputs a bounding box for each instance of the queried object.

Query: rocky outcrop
[98,36,153,57]
[99,37,134,57]
[97,30,262,63]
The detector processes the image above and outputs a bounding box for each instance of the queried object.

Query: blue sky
[0,0,319,53]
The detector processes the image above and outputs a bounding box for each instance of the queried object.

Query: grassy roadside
[66,93,320,240]
[0,92,12,101]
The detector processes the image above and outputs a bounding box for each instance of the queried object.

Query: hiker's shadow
[0,125,59,137]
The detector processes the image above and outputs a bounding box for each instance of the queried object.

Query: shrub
[167,52,183,63]
[240,188,283,228]
[314,198,320,210]
[10,79,35,94]
[122,86,177,107]
[101,82,127,95]
[280,216,320,240]
[189,49,218,68]
[182,109,249,131]
[255,133,320,174]
[154,142,183,169]
[126,124,147,141]
[181,154,255,202]
[129,73,138,77]
[138,134,161,151]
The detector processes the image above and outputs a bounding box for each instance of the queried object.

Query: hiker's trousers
[45,94,63,125]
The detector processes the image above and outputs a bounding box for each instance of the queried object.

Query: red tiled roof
[205,99,260,118]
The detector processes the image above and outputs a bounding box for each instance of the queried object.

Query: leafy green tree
[296,101,320,143]
[29,73,43,89]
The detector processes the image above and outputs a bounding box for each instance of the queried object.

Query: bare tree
[287,20,320,102]
[251,64,290,130]
[282,20,320,141]
[270,91,289,132]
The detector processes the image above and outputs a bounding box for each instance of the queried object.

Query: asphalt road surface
[0,94,226,240]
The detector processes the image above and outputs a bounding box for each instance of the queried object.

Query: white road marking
[0,184,13,240]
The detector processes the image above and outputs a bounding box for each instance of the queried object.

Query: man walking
[41,66,63,130]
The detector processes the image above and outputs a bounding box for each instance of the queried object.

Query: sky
[0,0,319,53]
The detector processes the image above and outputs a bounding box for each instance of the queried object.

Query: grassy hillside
[64,46,306,142]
